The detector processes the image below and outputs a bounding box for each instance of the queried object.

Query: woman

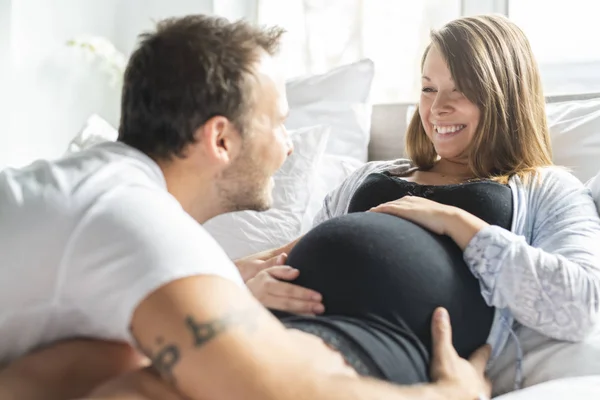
[271,13,600,389]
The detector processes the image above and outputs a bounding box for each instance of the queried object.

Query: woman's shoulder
[508,167,599,234]
[353,158,415,177]
[331,158,414,201]
[510,166,585,192]
[539,166,585,184]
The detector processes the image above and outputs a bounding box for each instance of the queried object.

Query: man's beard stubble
[216,150,271,213]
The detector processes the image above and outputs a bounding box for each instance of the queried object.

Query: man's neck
[159,163,223,224]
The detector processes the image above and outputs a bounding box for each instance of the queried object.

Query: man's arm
[131,276,490,400]
[0,340,146,400]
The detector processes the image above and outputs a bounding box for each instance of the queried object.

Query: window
[260,0,599,103]
[0,0,11,144]
[509,0,600,96]
[259,0,461,103]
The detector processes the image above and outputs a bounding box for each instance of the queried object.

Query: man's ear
[194,116,242,166]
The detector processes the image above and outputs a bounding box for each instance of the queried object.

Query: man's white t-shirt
[0,141,244,364]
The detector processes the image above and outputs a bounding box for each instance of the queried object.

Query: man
[0,15,491,400]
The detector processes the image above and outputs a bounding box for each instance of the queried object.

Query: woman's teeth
[434,124,466,134]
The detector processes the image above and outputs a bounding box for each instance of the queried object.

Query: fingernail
[314,304,325,314]
[312,293,322,301]
[436,308,449,322]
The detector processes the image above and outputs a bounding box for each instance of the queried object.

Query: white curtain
[258,0,461,104]
[0,0,13,168]
[509,0,600,95]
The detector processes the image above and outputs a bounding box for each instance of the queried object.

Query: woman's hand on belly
[369,196,488,250]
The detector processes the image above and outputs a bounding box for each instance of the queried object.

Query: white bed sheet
[494,376,600,399]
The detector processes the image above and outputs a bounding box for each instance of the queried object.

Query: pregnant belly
[286,212,493,357]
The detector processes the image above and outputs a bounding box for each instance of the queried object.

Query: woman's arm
[371,168,600,342]
[461,169,600,342]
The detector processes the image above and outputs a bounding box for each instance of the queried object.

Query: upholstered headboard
[368,92,600,162]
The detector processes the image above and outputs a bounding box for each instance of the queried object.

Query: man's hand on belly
[247,265,324,315]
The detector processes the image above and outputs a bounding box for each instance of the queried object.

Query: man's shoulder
[63,141,167,194]
[6,142,165,208]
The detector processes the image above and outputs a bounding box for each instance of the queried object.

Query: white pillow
[285,58,375,163]
[494,376,600,400]
[302,154,364,233]
[203,125,330,259]
[546,98,600,183]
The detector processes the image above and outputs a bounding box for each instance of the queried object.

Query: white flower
[66,36,126,88]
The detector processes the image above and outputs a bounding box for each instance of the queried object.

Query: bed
[71,58,600,399]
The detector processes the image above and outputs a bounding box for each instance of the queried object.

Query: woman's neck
[429,159,474,180]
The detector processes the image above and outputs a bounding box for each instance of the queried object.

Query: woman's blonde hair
[406,14,553,183]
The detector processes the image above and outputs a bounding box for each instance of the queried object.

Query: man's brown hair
[118,14,285,160]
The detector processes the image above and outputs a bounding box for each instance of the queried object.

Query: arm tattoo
[186,306,260,348]
[135,306,262,384]
[140,337,181,384]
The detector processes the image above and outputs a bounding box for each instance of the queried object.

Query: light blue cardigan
[313,159,600,384]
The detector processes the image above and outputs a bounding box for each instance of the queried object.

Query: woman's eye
[422,87,435,93]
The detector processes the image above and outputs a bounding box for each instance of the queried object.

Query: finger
[369,204,391,212]
[468,344,492,374]
[247,260,272,277]
[370,205,407,217]
[265,295,325,315]
[267,266,301,281]
[265,275,323,302]
[431,308,458,362]
[485,377,493,395]
[265,253,288,267]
